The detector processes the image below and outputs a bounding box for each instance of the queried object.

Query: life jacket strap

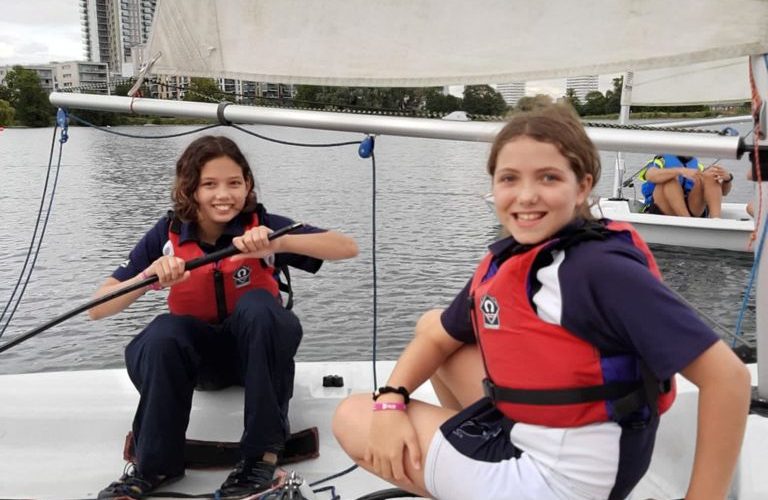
[482,377,642,406]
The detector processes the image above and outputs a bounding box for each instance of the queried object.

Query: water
[0,123,757,375]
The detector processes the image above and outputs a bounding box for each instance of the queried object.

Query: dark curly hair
[171,136,257,222]
[486,104,601,219]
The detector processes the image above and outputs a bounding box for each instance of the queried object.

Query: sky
[1,1,616,99]
[0,1,83,66]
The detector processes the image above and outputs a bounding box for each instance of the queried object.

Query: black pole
[0,222,304,354]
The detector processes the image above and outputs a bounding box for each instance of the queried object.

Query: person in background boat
[638,154,733,218]
[333,105,750,500]
[89,135,358,499]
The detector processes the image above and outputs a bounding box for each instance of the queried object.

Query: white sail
[631,58,751,106]
[144,0,768,86]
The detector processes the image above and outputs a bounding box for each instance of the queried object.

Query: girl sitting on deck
[333,104,750,500]
[89,135,358,499]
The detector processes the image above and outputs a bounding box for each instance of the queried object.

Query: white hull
[1,364,765,499]
[483,194,755,253]
[596,199,754,253]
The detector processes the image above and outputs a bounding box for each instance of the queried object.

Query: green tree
[0,99,15,125]
[2,66,53,126]
[604,77,623,115]
[424,87,463,113]
[463,85,508,116]
[515,94,553,112]
[563,88,583,115]
[582,90,607,116]
[183,78,226,102]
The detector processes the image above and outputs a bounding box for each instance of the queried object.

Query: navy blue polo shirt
[112,208,324,282]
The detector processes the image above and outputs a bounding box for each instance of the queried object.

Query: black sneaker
[219,459,277,497]
[97,464,184,499]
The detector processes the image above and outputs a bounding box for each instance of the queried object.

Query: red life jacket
[167,212,280,324]
[469,221,675,427]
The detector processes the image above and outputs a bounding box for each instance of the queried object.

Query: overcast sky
[0,1,82,66]
[1,1,616,98]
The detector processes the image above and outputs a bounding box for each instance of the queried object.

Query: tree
[515,94,553,112]
[183,78,226,102]
[604,77,623,115]
[2,66,53,127]
[0,99,14,125]
[582,90,607,116]
[563,88,583,115]
[462,85,508,116]
[424,88,463,114]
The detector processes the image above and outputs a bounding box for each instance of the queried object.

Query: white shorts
[422,398,616,500]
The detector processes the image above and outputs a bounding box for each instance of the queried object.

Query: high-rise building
[565,75,599,102]
[80,0,157,77]
[496,82,526,107]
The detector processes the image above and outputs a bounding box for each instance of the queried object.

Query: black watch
[372,385,410,404]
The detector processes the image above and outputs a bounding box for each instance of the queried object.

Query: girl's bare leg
[333,394,455,497]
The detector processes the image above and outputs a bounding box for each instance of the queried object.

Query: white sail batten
[631,58,751,106]
[49,93,744,158]
[144,0,768,86]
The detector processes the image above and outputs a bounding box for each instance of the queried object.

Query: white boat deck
[0,361,434,499]
[2,362,767,499]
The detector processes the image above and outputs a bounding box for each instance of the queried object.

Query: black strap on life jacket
[166,208,295,310]
[483,361,671,423]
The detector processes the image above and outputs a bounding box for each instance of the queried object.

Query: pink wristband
[140,271,162,291]
[372,402,407,412]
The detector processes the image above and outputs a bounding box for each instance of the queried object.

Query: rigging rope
[69,113,221,139]
[0,121,66,339]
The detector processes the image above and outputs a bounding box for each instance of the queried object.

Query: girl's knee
[333,394,369,451]
[232,289,279,321]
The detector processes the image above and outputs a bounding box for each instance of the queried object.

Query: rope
[68,113,221,139]
[230,124,360,148]
[0,126,64,339]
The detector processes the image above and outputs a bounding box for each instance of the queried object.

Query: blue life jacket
[639,154,703,206]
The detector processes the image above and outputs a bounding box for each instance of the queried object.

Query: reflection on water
[0,124,757,374]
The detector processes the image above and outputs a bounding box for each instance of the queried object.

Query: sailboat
[2,0,768,498]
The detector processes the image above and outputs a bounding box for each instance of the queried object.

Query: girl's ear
[576,173,594,205]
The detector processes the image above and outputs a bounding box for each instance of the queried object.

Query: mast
[750,54,768,399]
[611,71,633,199]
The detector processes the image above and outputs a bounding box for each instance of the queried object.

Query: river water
[0,123,757,374]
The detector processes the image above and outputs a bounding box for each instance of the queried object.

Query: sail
[630,58,751,106]
[144,0,768,86]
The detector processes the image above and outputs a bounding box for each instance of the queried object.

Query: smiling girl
[89,135,358,499]
[333,105,749,500]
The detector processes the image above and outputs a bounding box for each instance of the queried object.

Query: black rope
[308,464,359,487]
[0,126,63,339]
[231,124,360,148]
[68,113,221,138]
[371,150,379,388]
